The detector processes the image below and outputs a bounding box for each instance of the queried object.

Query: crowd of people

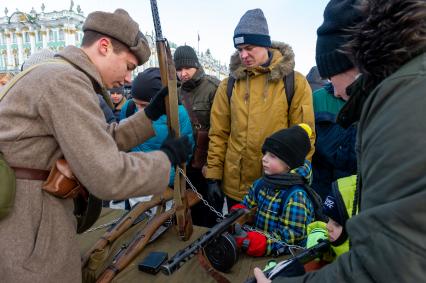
[0,0,424,282]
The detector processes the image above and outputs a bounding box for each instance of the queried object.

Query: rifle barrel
[150,0,163,40]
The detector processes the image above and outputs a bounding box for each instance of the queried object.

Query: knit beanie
[173,46,200,70]
[233,8,271,48]
[131,67,162,102]
[22,48,55,71]
[322,185,347,226]
[316,0,363,78]
[109,86,124,95]
[262,124,311,169]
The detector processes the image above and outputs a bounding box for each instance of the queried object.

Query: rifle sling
[197,250,231,283]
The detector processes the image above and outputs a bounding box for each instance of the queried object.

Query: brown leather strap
[12,167,50,181]
[197,250,231,283]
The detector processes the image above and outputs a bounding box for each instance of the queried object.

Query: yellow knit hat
[298,123,312,138]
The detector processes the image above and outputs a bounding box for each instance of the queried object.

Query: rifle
[244,240,330,283]
[160,208,248,275]
[81,188,175,267]
[150,0,193,241]
[96,190,200,283]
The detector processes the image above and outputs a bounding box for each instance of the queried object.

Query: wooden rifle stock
[81,188,175,267]
[150,0,193,241]
[95,191,200,283]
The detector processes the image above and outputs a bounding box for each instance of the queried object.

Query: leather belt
[12,167,50,181]
[197,250,231,283]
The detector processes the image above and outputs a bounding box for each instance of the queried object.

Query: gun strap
[197,250,231,283]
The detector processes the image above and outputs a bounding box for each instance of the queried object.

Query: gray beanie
[173,46,200,70]
[233,8,271,48]
[22,48,55,71]
[83,9,151,66]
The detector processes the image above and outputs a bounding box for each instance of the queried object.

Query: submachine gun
[161,208,248,275]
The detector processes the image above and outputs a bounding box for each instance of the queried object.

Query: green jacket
[313,87,345,115]
[278,52,426,283]
[178,68,219,131]
[206,42,315,201]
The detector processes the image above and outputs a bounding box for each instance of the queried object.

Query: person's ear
[98,38,112,56]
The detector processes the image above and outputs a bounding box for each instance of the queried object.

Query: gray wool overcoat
[0,46,170,282]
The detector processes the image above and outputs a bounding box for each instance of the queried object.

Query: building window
[36,31,42,42]
[59,30,65,41]
[49,30,59,42]
[24,32,30,43]
[12,33,17,44]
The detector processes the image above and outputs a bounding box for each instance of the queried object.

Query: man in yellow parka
[205,8,315,209]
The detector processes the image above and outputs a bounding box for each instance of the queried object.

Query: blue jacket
[120,100,195,186]
[311,86,357,199]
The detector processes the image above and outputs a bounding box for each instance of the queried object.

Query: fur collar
[229,41,295,81]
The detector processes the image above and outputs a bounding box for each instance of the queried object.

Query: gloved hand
[230,203,247,213]
[144,87,168,121]
[306,221,328,249]
[235,231,267,257]
[160,135,191,166]
[206,179,224,210]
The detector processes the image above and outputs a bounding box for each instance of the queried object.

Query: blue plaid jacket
[242,161,315,255]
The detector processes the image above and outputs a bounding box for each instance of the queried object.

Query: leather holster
[42,159,83,199]
[191,129,209,169]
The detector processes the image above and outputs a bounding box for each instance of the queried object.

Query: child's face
[326,218,343,242]
[262,152,290,175]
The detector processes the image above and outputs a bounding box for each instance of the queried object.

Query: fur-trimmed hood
[346,0,426,90]
[229,41,295,80]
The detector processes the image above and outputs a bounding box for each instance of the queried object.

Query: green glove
[306,221,328,249]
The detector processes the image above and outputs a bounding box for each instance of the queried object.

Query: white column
[0,31,4,69]
[65,24,76,46]
[5,30,13,70]
[42,27,48,48]
[29,29,37,54]
[16,30,24,68]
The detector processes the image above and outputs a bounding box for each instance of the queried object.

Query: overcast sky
[1,0,329,75]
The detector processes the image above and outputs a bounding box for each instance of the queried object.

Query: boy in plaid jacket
[232,124,315,256]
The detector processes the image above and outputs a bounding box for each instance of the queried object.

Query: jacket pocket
[23,196,52,272]
[192,102,211,129]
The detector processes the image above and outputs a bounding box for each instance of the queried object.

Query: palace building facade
[0,3,227,79]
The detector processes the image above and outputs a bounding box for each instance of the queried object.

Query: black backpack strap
[125,99,136,118]
[226,77,236,104]
[284,70,295,106]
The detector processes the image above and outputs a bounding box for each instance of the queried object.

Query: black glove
[160,135,191,166]
[144,87,168,121]
[206,179,224,210]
